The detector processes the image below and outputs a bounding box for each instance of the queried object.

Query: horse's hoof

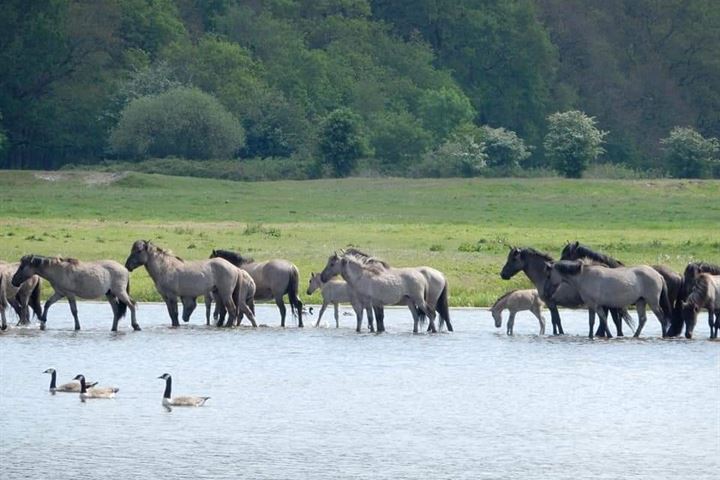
[0,325,7,331]
[133,325,141,331]
[39,323,46,331]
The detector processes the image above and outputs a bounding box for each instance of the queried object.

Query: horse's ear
[544,261,553,273]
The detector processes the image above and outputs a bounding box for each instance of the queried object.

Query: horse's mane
[22,254,79,267]
[147,242,183,262]
[554,260,583,275]
[519,247,554,262]
[212,249,253,266]
[684,261,720,281]
[571,243,624,267]
[686,274,713,307]
[343,248,391,269]
[491,289,518,309]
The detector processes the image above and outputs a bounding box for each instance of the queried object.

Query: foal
[490,289,545,335]
[682,273,720,339]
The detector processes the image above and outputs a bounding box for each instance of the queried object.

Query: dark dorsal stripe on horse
[343,248,391,268]
[21,254,80,267]
[212,249,254,266]
[554,260,583,275]
[491,289,519,309]
[147,242,183,262]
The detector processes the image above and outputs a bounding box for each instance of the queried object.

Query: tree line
[0,0,718,178]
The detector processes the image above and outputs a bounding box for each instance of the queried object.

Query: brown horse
[681,273,720,339]
[668,262,720,337]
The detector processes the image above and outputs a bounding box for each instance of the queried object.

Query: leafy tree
[415,133,487,178]
[417,87,475,142]
[661,127,719,178]
[370,110,433,171]
[319,108,367,177]
[0,112,6,154]
[544,111,607,178]
[477,125,532,173]
[109,87,244,159]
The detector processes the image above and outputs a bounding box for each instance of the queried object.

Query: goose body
[73,374,118,400]
[44,368,97,393]
[159,373,209,410]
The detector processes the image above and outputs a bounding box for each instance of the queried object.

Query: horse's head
[307,272,322,295]
[500,247,524,280]
[560,241,579,261]
[320,252,343,282]
[680,301,699,339]
[12,255,41,287]
[543,260,581,300]
[125,240,150,271]
[491,308,502,328]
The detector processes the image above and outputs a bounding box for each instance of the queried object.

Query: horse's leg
[707,310,714,339]
[507,311,515,335]
[353,303,364,333]
[1,306,6,331]
[115,289,140,331]
[634,300,647,338]
[315,301,328,327]
[276,297,287,327]
[204,295,212,326]
[68,297,81,331]
[595,307,612,339]
[374,306,385,333]
[588,309,596,338]
[548,306,561,335]
[610,308,623,336]
[367,305,375,332]
[107,293,121,332]
[593,309,607,337]
[333,302,339,328]
[646,299,668,338]
[531,306,545,335]
[40,292,64,330]
[238,299,257,327]
[164,296,180,327]
[712,310,720,339]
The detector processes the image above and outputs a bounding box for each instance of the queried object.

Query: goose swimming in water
[44,368,97,393]
[73,374,119,400]
[158,373,210,411]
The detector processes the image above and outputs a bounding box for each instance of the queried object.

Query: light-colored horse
[544,260,673,338]
[208,267,257,327]
[343,249,452,332]
[0,261,42,329]
[210,250,303,327]
[307,272,371,328]
[682,273,720,339]
[320,252,433,333]
[491,289,546,335]
[11,255,138,331]
[125,241,254,328]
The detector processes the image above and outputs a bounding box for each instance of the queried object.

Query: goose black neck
[49,370,57,389]
[163,376,172,399]
[78,376,87,393]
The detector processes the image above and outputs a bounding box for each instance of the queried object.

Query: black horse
[560,241,682,337]
[668,261,720,337]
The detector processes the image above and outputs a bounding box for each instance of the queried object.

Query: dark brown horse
[668,262,720,337]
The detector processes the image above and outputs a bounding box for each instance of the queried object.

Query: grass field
[1,170,718,306]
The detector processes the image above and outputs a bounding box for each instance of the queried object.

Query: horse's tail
[437,282,452,332]
[659,281,673,334]
[287,266,303,321]
[116,279,131,319]
[28,280,43,320]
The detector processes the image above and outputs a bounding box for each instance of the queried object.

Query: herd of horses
[0,240,718,339]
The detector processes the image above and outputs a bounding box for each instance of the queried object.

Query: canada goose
[158,373,210,411]
[73,374,118,400]
[43,368,97,393]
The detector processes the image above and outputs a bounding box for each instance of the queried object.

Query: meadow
[0,170,718,306]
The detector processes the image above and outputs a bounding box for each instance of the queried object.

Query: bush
[477,125,532,173]
[318,108,368,177]
[417,87,475,141]
[661,127,719,178]
[109,87,245,160]
[412,134,487,178]
[544,110,607,178]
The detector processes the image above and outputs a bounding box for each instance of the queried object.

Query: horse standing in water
[544,260,673,337]
[210,250,303,328]
[125,241,253,328]
[490,289,546,335]
[668,262,720,337]
[320,251,434,333]
[681,273,720,338]
[11,255,138,331]
[560,241,682,336]
[0,261,42,329]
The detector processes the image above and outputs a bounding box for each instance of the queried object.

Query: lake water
[1,303,718,479]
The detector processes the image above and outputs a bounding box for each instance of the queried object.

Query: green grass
[1,171,719,306]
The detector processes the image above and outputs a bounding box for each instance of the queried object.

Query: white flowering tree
[661,127,719,178]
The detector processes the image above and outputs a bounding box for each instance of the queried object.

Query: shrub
[109,87,245,159]
[318,108,368,177]
[413,133,487,178]
[371,110,432,170]
[544,110,607,178]
[417,87,475,141]
[660,126,719,178]
[478,125,532,173]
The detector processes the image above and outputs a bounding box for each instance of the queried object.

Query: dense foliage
[0,0,718,178]
[661,127,719,179]
[544,111,607,178]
